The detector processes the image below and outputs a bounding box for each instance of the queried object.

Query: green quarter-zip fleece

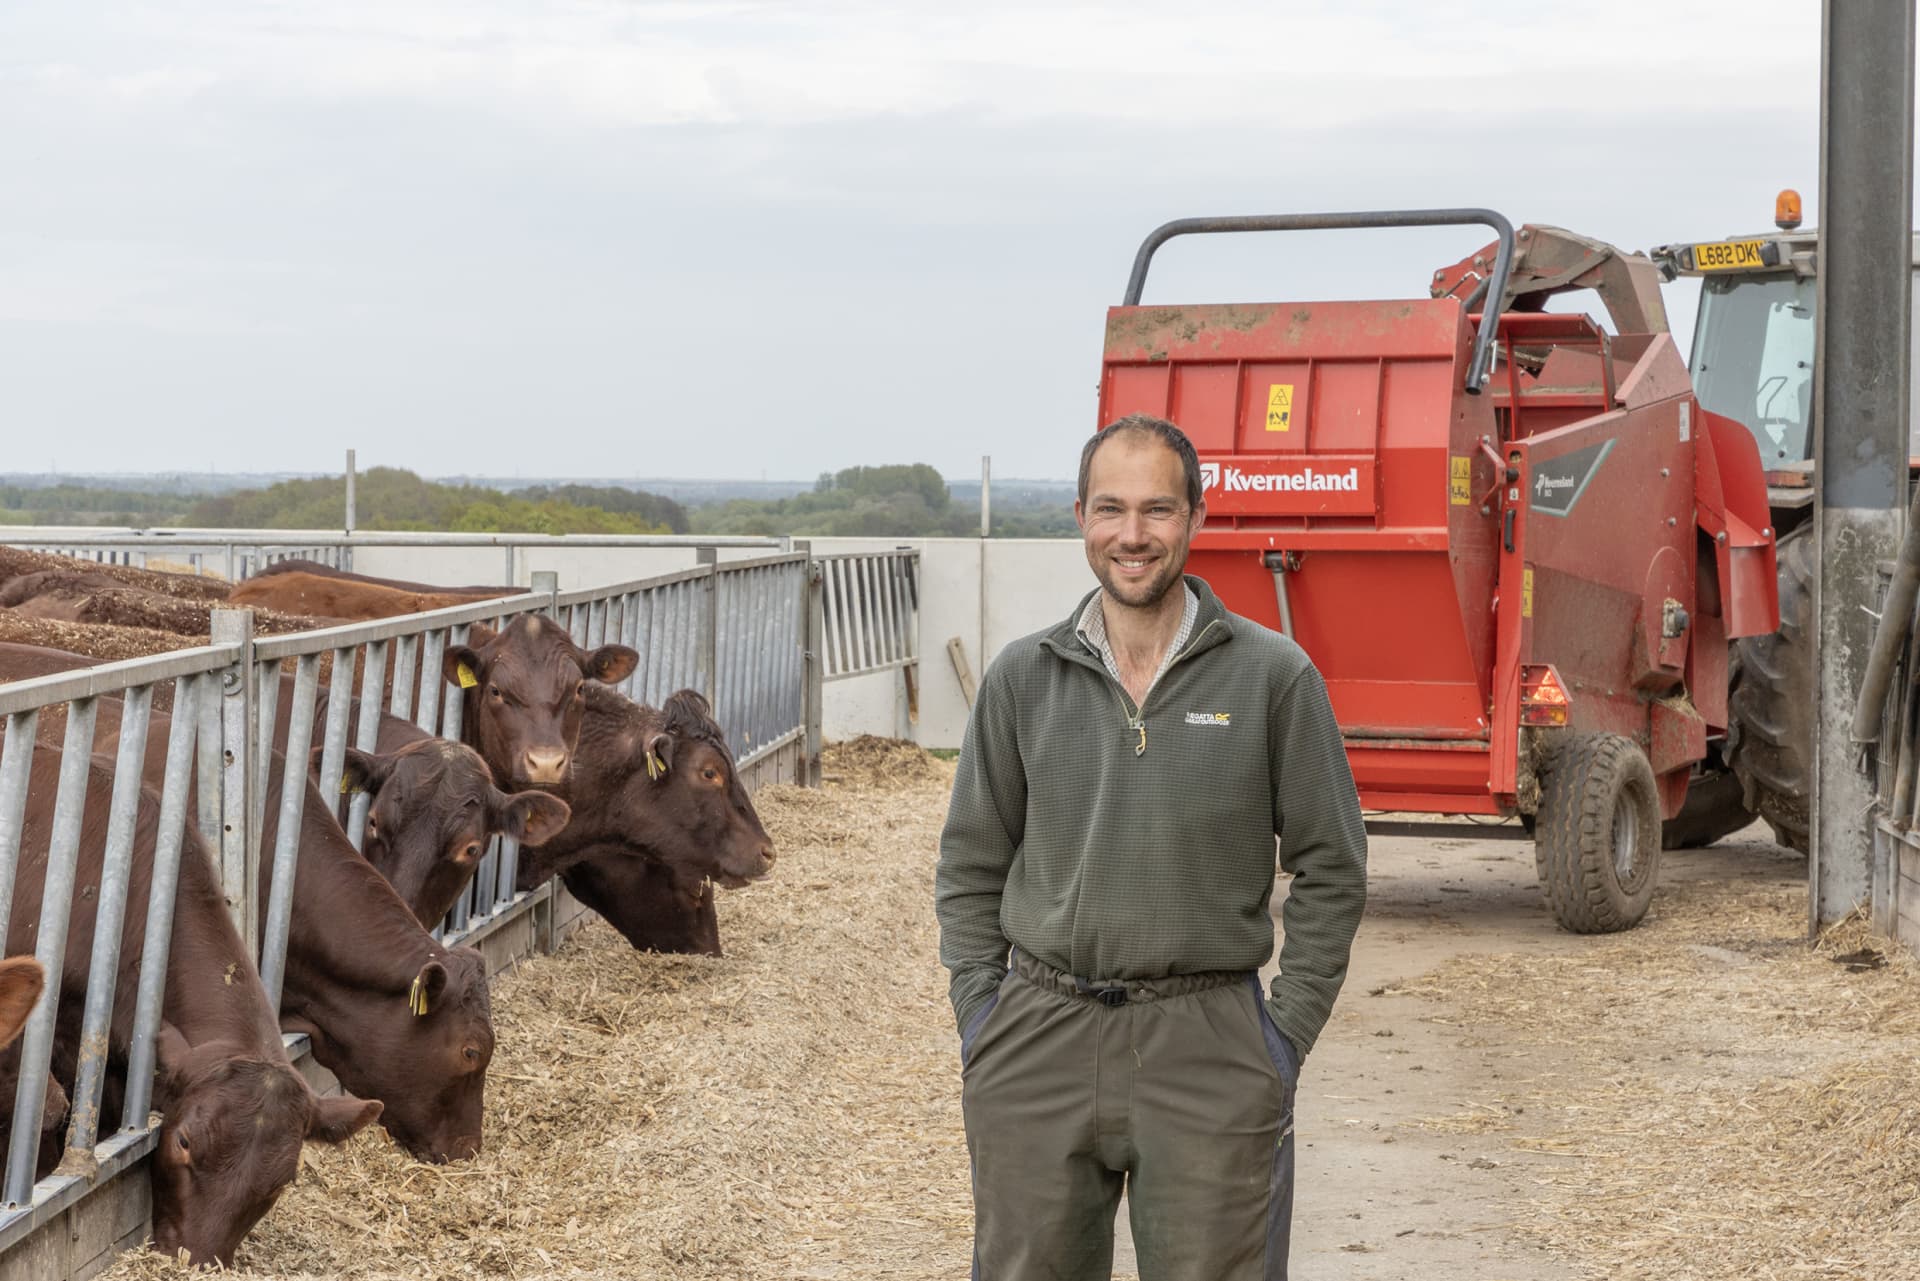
[935,575,1367,1060]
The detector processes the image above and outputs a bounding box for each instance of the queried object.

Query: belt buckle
[1094,987,1128,1007]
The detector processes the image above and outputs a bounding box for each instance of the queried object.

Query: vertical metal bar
[67,685,154,1155]
[758,567,779,748]
[443,625,469,742]
[646,586,669,703]
[589,597,608,650]
[416,629,447,735]
[496,835,520,912]
[0,709,42,946]
[805,553,826,786]
[6,697,99,1204]
[388,628,419,723]
[315,647,357,820]
[818,558,841,678]
[347,641,388,851]
[251,659,279,862]
[698,549,719,703]
[504,545,515,587]
[211,609,257,952]
[877,556,900,665]
[1813,0,1918,928]
[259,655,319,1011]
[846,558,872,672]
[618,593,640,700]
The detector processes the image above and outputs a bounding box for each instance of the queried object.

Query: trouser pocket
[1244,975,1301,1091]
[960,970,1011,1068]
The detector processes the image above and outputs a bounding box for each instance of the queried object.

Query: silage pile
[104,741,975,1281]
[1393,856,1920,1280]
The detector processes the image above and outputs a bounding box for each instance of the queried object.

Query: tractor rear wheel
[1534,733,1662,933]
[1725,526,1813,853]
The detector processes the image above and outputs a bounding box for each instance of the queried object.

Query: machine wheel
[1660,764,1755,850]
[1725,527,1813,853]
[1534,733,1662,933]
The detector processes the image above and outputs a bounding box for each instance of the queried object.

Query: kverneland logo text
[1208,465,1361,493]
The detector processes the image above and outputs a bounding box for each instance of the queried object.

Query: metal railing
[0,529,782,585]
[0,642,244,1247]
[817,549,921,682]
[0,548,823,1268]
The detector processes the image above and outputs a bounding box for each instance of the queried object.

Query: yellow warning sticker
[1265,383,1294,432]
[1449,456,1472,506]
[456,662,478,689]
[1522,568,1534,618]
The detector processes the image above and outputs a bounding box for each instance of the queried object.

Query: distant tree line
[689,464,1077,538]
[184,468,688,536]
[0,483,200,527]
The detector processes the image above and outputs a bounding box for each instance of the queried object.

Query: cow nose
[523,749,568,784]
[761,846,777,867]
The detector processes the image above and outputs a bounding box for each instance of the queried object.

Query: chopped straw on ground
[102,739,975,1281]
[1392,857,1920,1280]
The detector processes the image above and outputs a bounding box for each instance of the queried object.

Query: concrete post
[1812,0,1916,929]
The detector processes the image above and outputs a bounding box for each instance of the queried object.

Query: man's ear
[444,646,485,692]
[497,791,571,847]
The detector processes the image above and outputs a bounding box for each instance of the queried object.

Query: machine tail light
[1520,664,1572,727]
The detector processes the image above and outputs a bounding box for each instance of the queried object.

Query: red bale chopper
[1097,210,1781,932]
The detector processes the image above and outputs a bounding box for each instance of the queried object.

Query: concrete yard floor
[1111,815,1819,1281]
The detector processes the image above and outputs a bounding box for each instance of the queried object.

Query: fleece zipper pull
[1130,716,1146,757]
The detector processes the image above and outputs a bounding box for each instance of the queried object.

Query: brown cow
[244,559,517,595]
[560,855,721,956]
[226,571,515,622]
[3,750,379,1266]
[511,689,776,956]
[0,957,43,1049]
[327,738,571,926]
[442,614,637,787]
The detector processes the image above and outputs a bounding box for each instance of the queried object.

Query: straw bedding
[102,739,976,1281]
[1391,845,1920,1280]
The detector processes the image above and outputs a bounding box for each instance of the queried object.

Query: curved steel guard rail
[1119,208,1518,394]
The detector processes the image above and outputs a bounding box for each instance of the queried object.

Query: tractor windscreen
[1689,274,1815,467]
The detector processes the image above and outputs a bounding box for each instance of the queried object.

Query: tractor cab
[1650,189,1920,519]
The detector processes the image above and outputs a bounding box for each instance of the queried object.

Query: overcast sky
[1,2,1831,481]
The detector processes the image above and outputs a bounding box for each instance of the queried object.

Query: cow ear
[497,791,571,848]
[154,1023,195,1100]
[585,645,639,684]
[444,646,484,692]
[339,749,396,798]
[408,960,450,1017]
[0,957,44,1050]
[307,1094,382,1144]
[644,732,674,781]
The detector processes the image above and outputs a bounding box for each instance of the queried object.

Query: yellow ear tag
[645,751,665,781]
[340,775,360,796]
[408,975,430,1017]
[456,662,478,690]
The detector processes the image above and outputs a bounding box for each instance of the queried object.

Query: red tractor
[1098,210,1781,931]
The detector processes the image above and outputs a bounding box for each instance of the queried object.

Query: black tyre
[1534,733,1662,933]
[1660,765,1755,850]
[1726,526,1812,853]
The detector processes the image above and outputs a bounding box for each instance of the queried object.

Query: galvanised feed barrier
[817,549,921,683]
[0,642,247,1254]
[0,549,824,1277]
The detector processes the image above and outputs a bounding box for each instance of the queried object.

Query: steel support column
[1813,0,1916,929]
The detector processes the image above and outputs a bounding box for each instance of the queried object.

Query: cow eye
[573,683,585,701]
[463,842,482,862]
[489,686,504,701]
[702,767,721,783]
[463,1046,479,1063]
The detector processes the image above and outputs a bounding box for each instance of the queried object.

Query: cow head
[287,946,493,1164]
[148,1026,380,1266]
[561,855,723,957]
[0,956,44,1049]
[586,688,776,895]
[324,741,571,927]
[444,615,638,788]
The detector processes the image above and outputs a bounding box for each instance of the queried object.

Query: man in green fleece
[936,414,1367,1281]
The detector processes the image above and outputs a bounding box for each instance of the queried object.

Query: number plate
[1691,239,1769,271]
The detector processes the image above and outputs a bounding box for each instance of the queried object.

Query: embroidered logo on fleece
[1185,711,1231,727]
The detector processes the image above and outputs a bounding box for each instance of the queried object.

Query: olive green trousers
[960,950,1298,1281]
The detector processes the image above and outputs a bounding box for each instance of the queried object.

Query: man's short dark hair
[1078,415,1204,513]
